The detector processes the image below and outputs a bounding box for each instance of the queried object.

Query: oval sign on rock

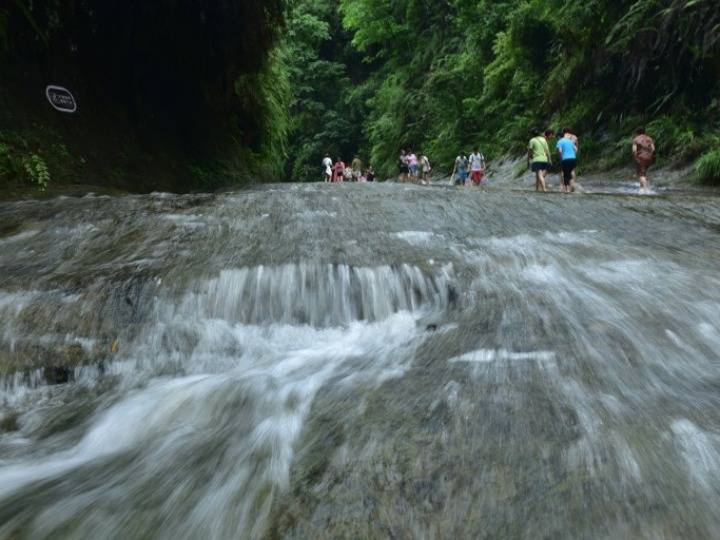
[45,85,77,113]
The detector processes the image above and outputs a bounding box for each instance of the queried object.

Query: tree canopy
[284,0,720,180]
[2,0,719,189]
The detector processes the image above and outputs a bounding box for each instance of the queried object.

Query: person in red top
[632,127,655,193]
[333,158,346,183]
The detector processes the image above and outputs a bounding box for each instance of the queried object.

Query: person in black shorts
[556,128,578,193]
[398,149,409,183]
[528,129,553,192]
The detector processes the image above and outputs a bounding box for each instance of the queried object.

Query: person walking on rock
[322,154,333,183]
[351,155,363,182]
[632,127,655,193]
[420,153,432,185]
[564,127,579,190]
[557,129,578,193]
[398,149,409,183]
[452,152,468,186]
[333,157,345,183]
[528,129,553,192]
[407,150,419,183]
[469,148,486,186]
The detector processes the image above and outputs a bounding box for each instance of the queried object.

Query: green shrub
[696,150,720,184]
[0,136,51,190]
[22,154,50,189]
[684,132,720,162]
[645,116,697,162]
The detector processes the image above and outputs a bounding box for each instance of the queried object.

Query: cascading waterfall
[0,257,455,538]
[2,182,720,538]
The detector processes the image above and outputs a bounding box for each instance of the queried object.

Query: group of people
[528,126,656,193]
[451,149,487,186]
[322,127,656,192]
[397,149,432,184]
[527,127,579,192]
[323,155,375,183]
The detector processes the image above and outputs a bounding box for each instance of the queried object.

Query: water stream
[1,180,720,538]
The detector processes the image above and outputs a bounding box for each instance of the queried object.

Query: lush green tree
[4,0,719,188]
[333,0,720,177]
[281,0,371,182]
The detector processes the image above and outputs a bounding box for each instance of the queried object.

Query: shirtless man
[632,127,655,193]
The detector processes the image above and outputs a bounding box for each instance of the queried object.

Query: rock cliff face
[0,1,287,191]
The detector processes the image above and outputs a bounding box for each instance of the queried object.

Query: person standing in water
[420,153,432,185]
[528,129,553,192]
[398,149,409,183]
[333,157,345,183]
[468,148,486,186]
[351,155,363,182]
[564,127,579,190]
[551,130,564,191]
[407,150,419,183]
[322,154,333,183]
[452,152,468,186]
[556,129,578,193]
[632,127,655,193]
[366,166,375,182]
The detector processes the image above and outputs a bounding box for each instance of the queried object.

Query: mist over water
[2,182,720,538]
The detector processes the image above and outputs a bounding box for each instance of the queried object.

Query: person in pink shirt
[407,151,419,183]
[332,158,345,183]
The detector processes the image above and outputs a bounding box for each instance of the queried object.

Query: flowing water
[1,180,720,538]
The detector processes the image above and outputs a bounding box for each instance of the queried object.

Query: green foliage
[645,116,692,161]
[5,0,720,189]
[235,49,292,178]
[641,116,720,165]
[281,0,370,181]
[607,0,720,106]
[0,135,50,190]
[321,0,720,177]
[0,143,14,179]
[696,150,720,184]
[22,154,50,190]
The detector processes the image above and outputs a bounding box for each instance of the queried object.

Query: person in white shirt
[420,154,432,185]
[322,154,332,182]
[468,148,486,185]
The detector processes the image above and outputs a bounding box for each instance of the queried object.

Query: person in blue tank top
[452,153,468,186]
[556,128,578,193]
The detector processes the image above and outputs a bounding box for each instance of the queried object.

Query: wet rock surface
[1,181,720,538]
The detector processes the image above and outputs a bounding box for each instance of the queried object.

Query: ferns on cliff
[332,0,720,176]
